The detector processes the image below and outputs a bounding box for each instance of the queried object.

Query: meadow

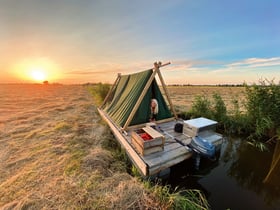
[166,85,246,113]
[0,84,208,209]
[0,84,145,209]
[1,83,277,209]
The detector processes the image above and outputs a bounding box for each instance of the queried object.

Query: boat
[98,62,223,177]
[190,136,215,158]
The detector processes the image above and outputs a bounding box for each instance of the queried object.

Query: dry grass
[1,84,203,210]
[166,86,246,113]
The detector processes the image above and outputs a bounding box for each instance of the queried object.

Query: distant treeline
[167,84,247,87]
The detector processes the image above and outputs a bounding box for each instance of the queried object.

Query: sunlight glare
[12,57,61,83]
[31,69,46,82]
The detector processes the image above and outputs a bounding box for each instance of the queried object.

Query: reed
[182,80,280,145]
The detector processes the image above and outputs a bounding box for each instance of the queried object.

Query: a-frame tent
[100,62,177,130]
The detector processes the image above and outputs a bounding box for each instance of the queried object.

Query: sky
[1,0,280,85]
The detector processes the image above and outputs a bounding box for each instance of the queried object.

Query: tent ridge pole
[154,62,178,119]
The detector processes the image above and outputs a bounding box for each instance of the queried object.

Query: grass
[0,84,210,209]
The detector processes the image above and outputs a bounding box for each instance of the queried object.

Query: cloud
[227,57,280,68]
[211,57,280,74]
[168,59,220,71]
[66,62,124,75]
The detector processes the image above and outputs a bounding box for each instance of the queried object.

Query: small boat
[189,136,215,158]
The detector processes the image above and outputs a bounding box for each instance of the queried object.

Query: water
[168,137,280,210]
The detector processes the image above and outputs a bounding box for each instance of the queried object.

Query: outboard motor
[189,136,215,158]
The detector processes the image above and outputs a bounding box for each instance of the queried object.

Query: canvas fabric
[104,69,172,127]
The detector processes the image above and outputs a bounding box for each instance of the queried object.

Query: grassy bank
[178,80,280,148]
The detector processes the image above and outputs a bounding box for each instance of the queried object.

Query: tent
[100,62,177,130]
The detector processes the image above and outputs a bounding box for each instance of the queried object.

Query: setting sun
[11,57,61,83]
[31,69,46,82]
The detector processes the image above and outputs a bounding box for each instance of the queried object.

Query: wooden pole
[155,62,178,119]
[100,73,121,109]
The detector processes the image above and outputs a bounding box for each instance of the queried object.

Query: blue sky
[1,0,279,84]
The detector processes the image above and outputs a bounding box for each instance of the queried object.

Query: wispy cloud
[227,57,280,68]
[168,59,220,71]
[66,63,124,75]
[211,57,280,74]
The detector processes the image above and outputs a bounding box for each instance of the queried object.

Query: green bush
[96,82,111,100]
[212,93,227,122]
[87,83,111,105]
[189,93,228,130]
[189,95,212,119]
[245,80,280,140]
[182,82,280,142]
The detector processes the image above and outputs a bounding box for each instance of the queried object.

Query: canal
[168,137,280,210]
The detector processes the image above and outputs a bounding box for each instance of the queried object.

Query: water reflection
[223,137,279,206]
[168,137,280,210]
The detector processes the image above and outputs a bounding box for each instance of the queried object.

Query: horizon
[1,1,279,85]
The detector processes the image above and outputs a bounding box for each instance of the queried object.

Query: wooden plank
[143,126,165,141]
[131,138,163,156]
[127,118,175,131]
[144,144,192,166]
[99,108,194,176]
[143,126,164,139]
[98,108,148,176]
[149,152,193,175]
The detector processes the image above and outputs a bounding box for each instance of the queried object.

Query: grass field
[166,86,246,113]
[0,84,209,209]
[0,85,151,209]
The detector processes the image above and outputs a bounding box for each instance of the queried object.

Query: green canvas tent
[100,62,177,130]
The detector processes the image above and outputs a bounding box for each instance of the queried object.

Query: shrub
[189,95,212,119]
[245,80,280,140]
[96,82,111,100]
[87,83,111,105]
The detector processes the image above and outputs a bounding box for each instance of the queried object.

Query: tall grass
[245,80,280,141]
[87,83,111,105]
[143,181,209,210]
[186,80,280,145]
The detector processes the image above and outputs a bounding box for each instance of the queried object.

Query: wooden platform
[98,109,193,176]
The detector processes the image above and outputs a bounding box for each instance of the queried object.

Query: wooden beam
[155,62,178,119]
[100,73,121,109]
[123,69,158,130]
[127,117,175,130]
[98,108,148,176]
[155,61,171,68]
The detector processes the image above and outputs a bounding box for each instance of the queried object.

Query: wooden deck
[98,109,193,176]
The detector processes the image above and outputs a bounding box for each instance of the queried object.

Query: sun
[12,57,61,83]
[30,69,47,82]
